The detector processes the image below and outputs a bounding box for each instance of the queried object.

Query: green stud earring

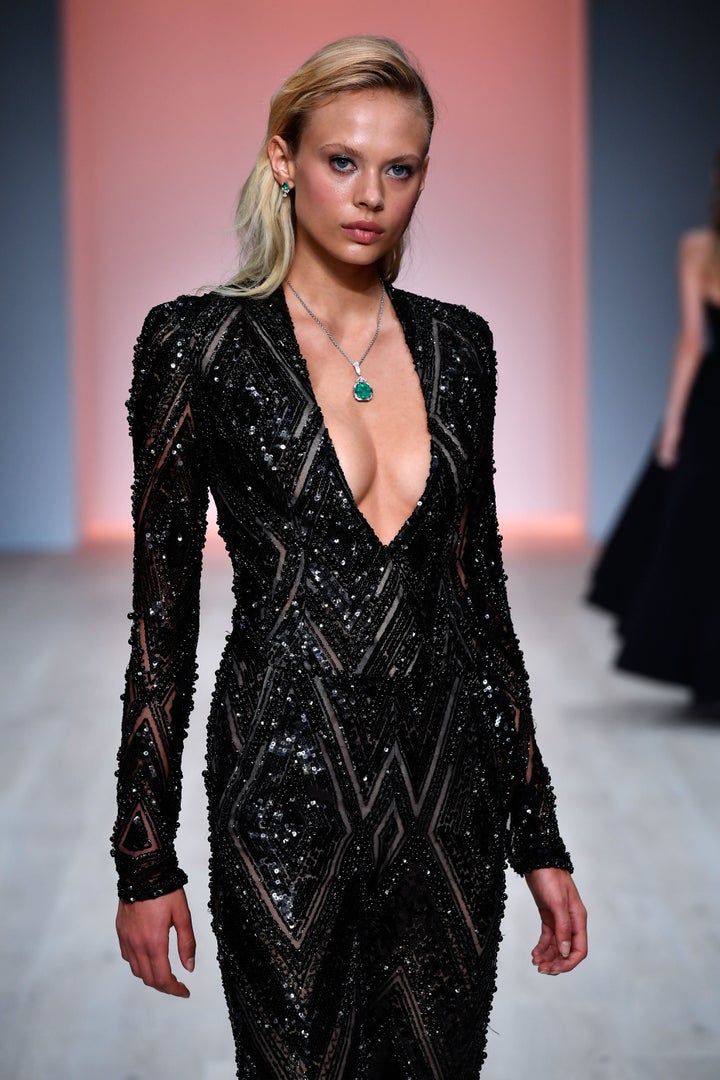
[281,182,291,198]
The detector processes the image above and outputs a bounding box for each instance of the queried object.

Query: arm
[457,321,571,876]
[657,231,708,467]
[457,318,587,972]
[111,300,209,993]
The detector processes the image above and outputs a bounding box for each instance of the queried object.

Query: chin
[341,241,394,266]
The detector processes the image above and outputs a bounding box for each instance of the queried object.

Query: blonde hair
[217,36,434,298]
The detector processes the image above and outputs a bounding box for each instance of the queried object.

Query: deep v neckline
[276,284,434,550]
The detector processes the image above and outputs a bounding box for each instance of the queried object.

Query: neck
[286,253,383,316]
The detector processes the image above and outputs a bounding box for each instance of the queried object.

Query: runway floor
[1,540,718,1079]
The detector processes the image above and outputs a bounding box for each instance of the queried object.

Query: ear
[267,135,295,188]
[418,154,430,195]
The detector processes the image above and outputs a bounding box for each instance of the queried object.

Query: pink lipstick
[342,220,384,244]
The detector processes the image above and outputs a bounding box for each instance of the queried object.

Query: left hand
[525,867,587,975]
[116,888,196,997]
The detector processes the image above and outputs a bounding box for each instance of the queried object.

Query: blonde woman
[113,35,587,1078]
[589,153,720,712]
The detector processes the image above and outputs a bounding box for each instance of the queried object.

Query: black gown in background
[588,301,720,703]
[112,285,572,1079]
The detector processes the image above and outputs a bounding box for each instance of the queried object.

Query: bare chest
[294,314,431,534]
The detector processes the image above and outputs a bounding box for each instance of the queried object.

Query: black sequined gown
[588,301,720,701]
[112,285,572,1079]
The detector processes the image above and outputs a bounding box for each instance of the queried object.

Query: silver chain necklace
[287,279,385,402]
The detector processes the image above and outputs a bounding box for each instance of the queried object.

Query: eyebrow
[318,142,423,164]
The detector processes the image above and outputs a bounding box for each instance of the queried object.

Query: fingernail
[560,941,571,958]
[186,957,195,972]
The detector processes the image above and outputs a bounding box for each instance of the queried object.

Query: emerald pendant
[353,378,373,402]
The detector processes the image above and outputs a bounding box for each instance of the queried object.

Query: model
[113,35,587,1078]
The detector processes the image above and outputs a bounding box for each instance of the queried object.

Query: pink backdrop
[64,0,585,541]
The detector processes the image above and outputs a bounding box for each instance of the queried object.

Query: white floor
[1,541,718,1080]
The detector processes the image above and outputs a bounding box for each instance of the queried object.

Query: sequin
[112,285,572,1078]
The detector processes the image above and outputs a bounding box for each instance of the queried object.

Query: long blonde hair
[218,36,434,298]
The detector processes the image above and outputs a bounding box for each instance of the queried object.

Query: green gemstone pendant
[353,378,374,402]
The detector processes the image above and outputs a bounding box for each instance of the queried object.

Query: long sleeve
[457,318,573,876]
[111,300,209,902]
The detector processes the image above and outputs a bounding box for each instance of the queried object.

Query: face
[269,89,429,273]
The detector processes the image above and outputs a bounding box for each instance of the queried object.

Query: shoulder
[388,285,494,352]
[129,294,237,424]
[139,289,287,358]
[676,229,716,299]
[136,290,242,345]
[134,291,278,381]
[678,227,713,263]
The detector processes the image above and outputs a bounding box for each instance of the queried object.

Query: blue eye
[388,164,413,178]
[330,156,354,172]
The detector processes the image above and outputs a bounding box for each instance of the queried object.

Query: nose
[354,170,384,211]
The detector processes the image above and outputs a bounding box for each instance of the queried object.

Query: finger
[533,942,558,968]
[560,906,588,972]
[531,922,555,964]
[142,919,190,997]
[535,921,571,973]
[127,940,190,997]
[122,938,157,987]
[537,951,561,974]
[147,948,191,998]
[548,900,573,961]
[556,928,573,959]
[541,899,588,974]
[540,948,582,975]
[119,919,189,996]
[174,906,197,973]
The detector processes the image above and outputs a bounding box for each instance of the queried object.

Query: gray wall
[0,1,75,550]
[589,0,720,538]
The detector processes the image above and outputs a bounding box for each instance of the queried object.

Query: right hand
[525,867,588,975]
[116,888,196,997]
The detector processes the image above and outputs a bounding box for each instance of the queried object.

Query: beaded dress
[112,285,572,1079]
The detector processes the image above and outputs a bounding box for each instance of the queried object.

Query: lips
[341,220,384,244]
